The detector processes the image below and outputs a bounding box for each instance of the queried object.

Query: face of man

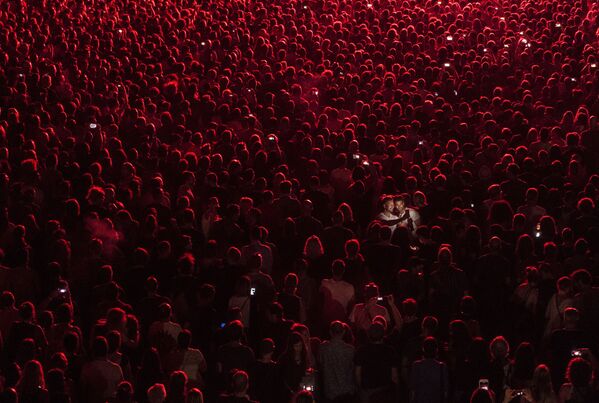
[395,200,406,212]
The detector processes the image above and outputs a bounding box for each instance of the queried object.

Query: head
[17,360,45,392]
[566,357,592,388]
[304,235,324,259]
[363,282,380,303]
[531,364,554,398]
[490,336,510,360]
[231,370,250,396]
[147,383,167,403]
[331,259,346,280]
[422,336,439,359]
[168,371,188,399]
[259,338,275,360]
[329,320,346,340]
[394,195,407,212]
[381,196,394,213]
[367,321,385,343]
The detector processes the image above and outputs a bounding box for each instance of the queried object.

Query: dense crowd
[1,0,599,401]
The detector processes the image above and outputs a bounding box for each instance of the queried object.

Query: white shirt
[81,359,124,403]
[321,278,355,311]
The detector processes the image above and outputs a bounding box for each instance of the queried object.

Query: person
[80,336,124,403]
[136,348,165,403]
[393,195,421,236]
[115,381,135,403]
[46,368,71,403]
[5,301,48,360]
[16,360,50,403]
[570,269,599,350]
[241,226,273,274]
[549,307,587,387]
[166,371,188,403]
[219,370,258,403]
[355,322,398,403]
[349,283,390,340]
[149,303,183,361]
[489,336,511,402]
[186,388,204,403]
[410,337,449,403]
[319,321,356,402]
[277,272,306,323]
[228,276,253,329]
[429,247,468,327]
[147,384,167,403]
[277,332,310,399]
[530,364,557,403]
[165,330,208,389]
[471,388,496,403]
[544,277,575,339]
[321,210,355,261]
[320,260,355,326]
[216,321,255,376]
[376,195,399,233]
[249,338,281,403]
[558,357,599,403]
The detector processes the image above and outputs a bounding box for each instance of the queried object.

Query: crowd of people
[1,0,599,401]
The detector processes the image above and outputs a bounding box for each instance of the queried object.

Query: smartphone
[362,161,370,166]
[377,297,383,302]
[220,322,226,329]
[572,349,582,357]
[89,123,97,129]
[267,135,276,142]
[59,288,67,294]
[478,379,489,390]
[250,287,256,296]
[353,153,360,160]
[514,390,524,397]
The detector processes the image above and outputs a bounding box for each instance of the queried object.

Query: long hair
[338,203,354,222]
[303,235,324,259]
[280,332,308,369]
[531,364,555,402]
[16,360,45,393]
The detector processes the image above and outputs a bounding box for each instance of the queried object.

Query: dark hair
[167,371,187,401]
[566,357,592,387]
[177,330,192,349]
[92,336,108,358]
[421,336,437,358]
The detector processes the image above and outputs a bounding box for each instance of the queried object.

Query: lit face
[383,200,394,212]
[395,200,406,212]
